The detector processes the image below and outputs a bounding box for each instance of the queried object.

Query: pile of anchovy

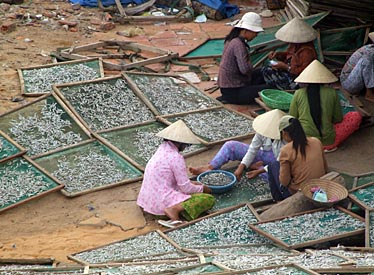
[211,254,292,270]
[134,126,164,163]
[52,149,136,194]
[94,259,200,275]
[211,174,272,212]
[256,208,365,246]
[167,206,270,248]
[0,158,52,208]
[290,249,348,269]
[351,188,374,208]
[195,244,294,256]
[199,171,233,186]
[332,249,374,266]
[171,109,253,142]
[22,63,101,94]
[128,74,218,115]
[9,102,82,156]
[60,79,154,131]
[73,231,178,264]
[238,266,307,274]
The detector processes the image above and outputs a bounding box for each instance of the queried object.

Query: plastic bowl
[197,170,237,194]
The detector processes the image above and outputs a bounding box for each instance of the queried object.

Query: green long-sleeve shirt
[289,86,343,146]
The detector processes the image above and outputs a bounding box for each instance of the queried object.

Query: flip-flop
[157,219,184,228]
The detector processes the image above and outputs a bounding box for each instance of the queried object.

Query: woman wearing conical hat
[267,115,327,201]
[137,120,215,225]
[290,60,362,153]
[262,17,318,91]
[189,109,288,180]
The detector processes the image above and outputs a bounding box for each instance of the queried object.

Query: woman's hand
[268,51,276,59]
[191,181,202,185]
[271,60,289,71]
[202,185,212,194]
[234,164,245,181]
[246,168,265,179]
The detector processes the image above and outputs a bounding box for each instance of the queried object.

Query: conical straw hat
[156,120,201,144]
[253,109,286,140]
[275,17,317,43]
[294,60,338,84]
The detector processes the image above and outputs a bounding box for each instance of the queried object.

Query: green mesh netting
[350,184,374,209]
[100,122,205,168]
[34,140,142,196]
[57,77,155,132]
[21,59,103,95]
[237,266,311,274]
[125,73,220,115]
[210,168,272,211]
[0,135,22,161]
[167,108,254,143]
[0,95,90,157]
[183,12,328,58]
[321,27,367,52]
[357,174,374,187]
[0,157,61,210]
[255,208,365,247]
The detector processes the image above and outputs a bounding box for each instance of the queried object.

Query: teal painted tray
[18,58,104,96]
[0,130,27,163]
[0,156,64,213]
[34,139,143,197]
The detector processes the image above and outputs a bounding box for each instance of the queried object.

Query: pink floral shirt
[137,141,203,216]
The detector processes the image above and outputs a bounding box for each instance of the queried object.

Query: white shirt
[240,133,287,168]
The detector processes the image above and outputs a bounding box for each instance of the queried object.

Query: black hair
[306,83,323,137]
[224,27,243,43]
[164,139,189,152]
[283,118,308,159]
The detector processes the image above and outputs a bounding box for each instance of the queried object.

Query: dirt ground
[0,0,373,265]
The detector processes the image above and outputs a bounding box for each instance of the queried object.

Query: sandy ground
[0,0,373,265]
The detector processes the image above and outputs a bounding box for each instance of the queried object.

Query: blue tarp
[70,0,145,7]
[70,0,239,18]
[199,0,239,18]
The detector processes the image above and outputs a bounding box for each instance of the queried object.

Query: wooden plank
[0,258,54,265]
[287,0,307,17]
[114,0,126,16]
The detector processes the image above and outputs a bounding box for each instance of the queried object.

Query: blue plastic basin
[197,170,237,194]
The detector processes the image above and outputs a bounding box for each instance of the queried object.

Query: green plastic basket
[260,89,293,111]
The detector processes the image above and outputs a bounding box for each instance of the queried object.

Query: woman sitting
[137,120,214,223]
[340,32,374,103]
[217,12,271,105]
[262,17,318,91]
[290,60,362,152]
[267,116,328,201]
[189,109,287,180]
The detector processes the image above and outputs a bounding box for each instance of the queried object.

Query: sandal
[324,147,338,153]
[157,219,184,228]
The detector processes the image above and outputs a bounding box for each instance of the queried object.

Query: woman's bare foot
[189,164,214,175]
[164,204,184,221]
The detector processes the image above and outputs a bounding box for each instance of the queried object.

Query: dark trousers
[267,160,291,202]
[220,68,274,105]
